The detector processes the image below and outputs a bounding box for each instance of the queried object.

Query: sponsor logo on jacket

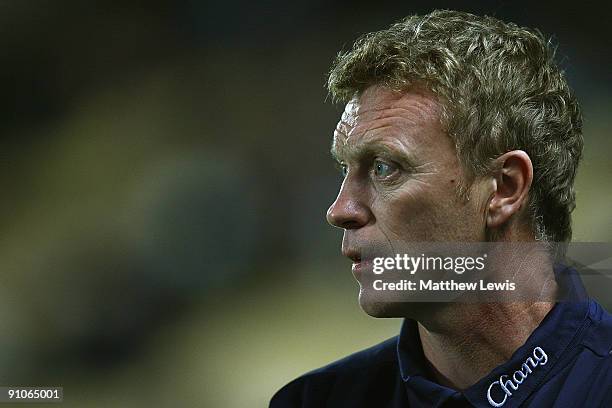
[486,346,548,407]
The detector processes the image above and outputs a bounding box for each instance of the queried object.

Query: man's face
[326,85,488,316]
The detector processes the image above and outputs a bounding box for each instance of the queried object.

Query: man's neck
[417,300,556,390]
[413,231,561,389]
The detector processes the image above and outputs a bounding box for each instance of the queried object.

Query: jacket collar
[396,265,590,407]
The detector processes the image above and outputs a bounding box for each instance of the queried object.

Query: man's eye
[373,160,396,178]
[337,162,348,177]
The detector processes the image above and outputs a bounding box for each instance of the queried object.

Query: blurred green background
[0,1,610,407]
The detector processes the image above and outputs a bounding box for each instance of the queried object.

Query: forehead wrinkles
[333,90,441,153]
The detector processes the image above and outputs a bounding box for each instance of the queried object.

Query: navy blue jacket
[271,270,612,407]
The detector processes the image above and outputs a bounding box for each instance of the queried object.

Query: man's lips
[342,245,373,280]
[351,258,372,271]
[342,248,361,263]
[342,249,373,277]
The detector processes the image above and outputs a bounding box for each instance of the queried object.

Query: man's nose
[326,179,371,229]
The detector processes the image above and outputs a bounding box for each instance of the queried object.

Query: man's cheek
[374,193,434,241]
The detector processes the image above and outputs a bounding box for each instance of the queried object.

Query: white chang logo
[486,346,548,407]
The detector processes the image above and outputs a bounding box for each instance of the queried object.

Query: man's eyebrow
[330,134,416,167]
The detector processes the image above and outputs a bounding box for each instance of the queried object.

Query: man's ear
[486,150,533,228]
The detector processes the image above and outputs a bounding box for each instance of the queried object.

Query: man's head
[325,10,583,316]
[327,9,583,243]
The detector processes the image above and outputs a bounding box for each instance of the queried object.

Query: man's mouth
[342,249,373,277]
[351,259,373,282]
[342,246,361,263]
[342,249,361,264]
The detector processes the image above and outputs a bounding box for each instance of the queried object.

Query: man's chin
[358,292,408,318]
[358,291,438,319]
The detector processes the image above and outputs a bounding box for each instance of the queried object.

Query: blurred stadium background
[0,1,610,406]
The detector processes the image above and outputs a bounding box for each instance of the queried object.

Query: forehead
[333,85,443,155]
